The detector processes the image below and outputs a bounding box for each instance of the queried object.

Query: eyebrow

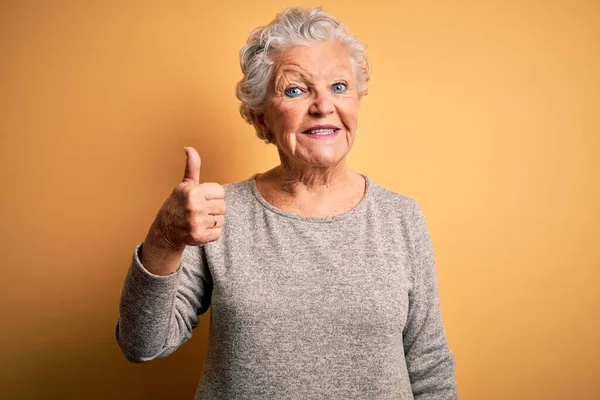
[277,68,351,84]
[277,68,313,82]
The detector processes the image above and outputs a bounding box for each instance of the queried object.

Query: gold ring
[212,215,217,228]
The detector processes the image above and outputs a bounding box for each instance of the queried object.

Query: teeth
[306,128,336,135]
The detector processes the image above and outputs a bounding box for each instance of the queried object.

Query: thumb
[183,146,201,184]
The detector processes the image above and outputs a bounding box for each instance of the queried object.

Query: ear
[250,111,269,138]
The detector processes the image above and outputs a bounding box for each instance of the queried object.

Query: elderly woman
[116,7,457,400]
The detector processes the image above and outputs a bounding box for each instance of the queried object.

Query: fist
[152,147,226,249]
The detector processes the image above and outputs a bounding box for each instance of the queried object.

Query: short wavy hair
[236,7,371,140]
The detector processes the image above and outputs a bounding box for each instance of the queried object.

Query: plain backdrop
[1,0,598,399]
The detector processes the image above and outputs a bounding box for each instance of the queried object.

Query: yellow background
[1,0,598,399]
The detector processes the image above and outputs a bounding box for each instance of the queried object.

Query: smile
[304,128,337,135]
[301,129,340,140]
[301,125,341,139]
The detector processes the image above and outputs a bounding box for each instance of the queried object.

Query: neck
[256,158,366,218]
[275,158,351,195]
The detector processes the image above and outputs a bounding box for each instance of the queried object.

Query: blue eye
[284,87,303,98]
[332,82,347,93]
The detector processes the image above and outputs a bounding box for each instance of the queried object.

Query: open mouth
[302,126,340,136]
[303,128,338,135]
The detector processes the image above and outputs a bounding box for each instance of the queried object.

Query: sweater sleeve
[403,200,458,399]
[115,242,213,363]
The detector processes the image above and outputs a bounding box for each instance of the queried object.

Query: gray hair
[235,7,371,140]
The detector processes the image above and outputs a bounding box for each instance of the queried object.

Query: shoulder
[366,176,419,218]
[369,179,434,254]
[365,177,432,242]
[223,177,254,200]
[220,176,258,217]
[366,178,434,266]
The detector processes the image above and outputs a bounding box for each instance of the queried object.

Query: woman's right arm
[116,242,211,362]
[115,147,226,362]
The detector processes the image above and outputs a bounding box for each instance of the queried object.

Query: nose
[308,89,334,116]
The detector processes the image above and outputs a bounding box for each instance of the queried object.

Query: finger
[204,227,222,242]
[205,199,227,215]
[200,182,225,200]
[208,214,225,229]
[183,147,201,184]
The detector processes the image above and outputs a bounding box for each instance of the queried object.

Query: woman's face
[262,40,360,170]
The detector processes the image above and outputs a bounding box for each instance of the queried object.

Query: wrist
[139,221,185,276]
[145,216,183,253]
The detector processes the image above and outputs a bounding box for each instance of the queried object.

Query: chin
[304,153,347,168]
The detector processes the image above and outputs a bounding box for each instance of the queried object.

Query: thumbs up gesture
[140,147,226,275]
[175,146,226,244]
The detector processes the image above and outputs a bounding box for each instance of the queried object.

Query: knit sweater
[116,175,457,399]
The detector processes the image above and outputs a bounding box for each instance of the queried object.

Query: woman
[117,7,457,399]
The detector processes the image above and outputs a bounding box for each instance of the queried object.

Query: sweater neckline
[247,173,371,223]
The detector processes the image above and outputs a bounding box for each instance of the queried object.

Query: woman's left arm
[403,199,458,399]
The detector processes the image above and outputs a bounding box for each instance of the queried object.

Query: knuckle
[210,228,223,241]
[184,201,198,214]
[187,214,198,226]
[188,184,202,195]
[185,199,206,215]
[173,182,187,194]
[193,214,207,227]
[219,200,227,213]
[189,228,207,244]
[176,182,193,196]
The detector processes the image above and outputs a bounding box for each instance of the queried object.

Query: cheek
[265,101,285,130]
[339,99,360,128]
[273,103,305,131]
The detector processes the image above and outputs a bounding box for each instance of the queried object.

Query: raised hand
[140,147,226,275]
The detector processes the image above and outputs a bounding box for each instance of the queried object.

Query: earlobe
[250,111,271,141]
[258,120,273,144]
[260,123,272,143]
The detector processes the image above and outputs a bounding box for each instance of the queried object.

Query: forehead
[273,41,353,80]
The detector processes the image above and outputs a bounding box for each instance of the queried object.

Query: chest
[207,218,413,339]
